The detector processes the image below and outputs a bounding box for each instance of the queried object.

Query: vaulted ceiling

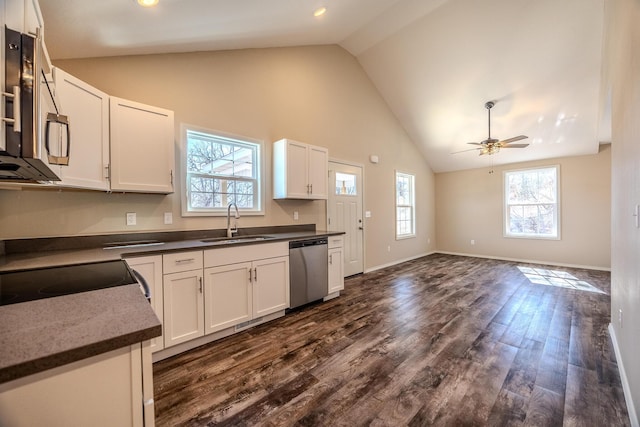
[39,0,607,172]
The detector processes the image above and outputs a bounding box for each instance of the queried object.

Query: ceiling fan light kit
[453,101,529,156]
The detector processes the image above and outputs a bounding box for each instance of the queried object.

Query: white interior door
[328,161,364,277]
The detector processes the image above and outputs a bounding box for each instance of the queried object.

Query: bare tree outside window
[183,128,262,215]
[504,166,559,239]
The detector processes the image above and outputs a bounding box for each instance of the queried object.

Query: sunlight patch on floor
[517,266,606,294]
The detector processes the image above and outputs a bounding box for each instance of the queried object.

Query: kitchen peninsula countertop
[0,285,161,384]
[0,225,342,384]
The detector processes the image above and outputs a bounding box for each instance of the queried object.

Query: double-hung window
[396,171,416,239]
[182,126,263,216]
[504,165,559,239]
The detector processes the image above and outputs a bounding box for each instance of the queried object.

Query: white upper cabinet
[5,0,42,36]
[273,138,328,200]
[109,96,175,194]
[52,67,110,190]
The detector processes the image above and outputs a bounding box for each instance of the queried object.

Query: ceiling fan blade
[451,147,481,154]
[500,143,530,148]
[499,135,528,144]
[466,142,484,146]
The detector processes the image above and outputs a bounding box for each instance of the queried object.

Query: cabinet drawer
[328,235,344,249]
[163,251,203,274]
[204,242,288,268]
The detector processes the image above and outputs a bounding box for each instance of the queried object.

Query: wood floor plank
[152,254,631,426]
[522,385,564,427]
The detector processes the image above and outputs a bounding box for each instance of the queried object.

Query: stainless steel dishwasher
[289,238,328,309]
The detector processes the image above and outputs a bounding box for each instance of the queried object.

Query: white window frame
[181,124,265,217]
[395,171,416,239]
[503,165,560,240]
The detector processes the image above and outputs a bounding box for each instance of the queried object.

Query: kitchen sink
[200,236,273,245]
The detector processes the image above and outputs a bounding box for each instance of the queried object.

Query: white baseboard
[608,323,639,427]
[365,251,435,273]
[434,251,611,272]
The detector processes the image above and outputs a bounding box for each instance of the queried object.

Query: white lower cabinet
[125,255,164,353]
[0,341,155,427]
[162,251,204,348]
[163,269,204,347]
[204,262,253,334]
[156,243,290,354]
[328,236,345,294]
[252,256,290,317]
[203,242,289,334]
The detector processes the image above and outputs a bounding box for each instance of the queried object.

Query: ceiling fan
[454,101,529,155]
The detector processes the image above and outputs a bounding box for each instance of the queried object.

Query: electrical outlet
[293,211,299,220]
[365,211,372,218]
[126,212,136,226]
[470,239,475,245]
[164,212,173,225]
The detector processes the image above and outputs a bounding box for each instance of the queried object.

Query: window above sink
[181,124,265,217]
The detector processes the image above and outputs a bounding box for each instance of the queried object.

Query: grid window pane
[395,172,415,238]
[185,129,261,214]
[505,166,559,238]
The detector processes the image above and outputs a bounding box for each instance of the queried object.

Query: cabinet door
[253,256,290,317]
[53,68,110,190]
[109,96,175,193]
[285,140,309,198]
[203,262,252,334]
[4,0,38,35]
[328,247,345,294]
[308,145,328,199]
[163,270,204,347]
[126,256,164,353]
[23,0,43,37]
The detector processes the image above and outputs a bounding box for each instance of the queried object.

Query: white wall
[435,148,611,269]
[605,0,640,423]
[0,45,436,271]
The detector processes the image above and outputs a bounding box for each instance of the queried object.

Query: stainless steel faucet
[227,202,240,238]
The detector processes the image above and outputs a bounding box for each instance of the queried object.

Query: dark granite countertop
[0,225,343,384]
[0,284,161,384]
[0,226,344,272]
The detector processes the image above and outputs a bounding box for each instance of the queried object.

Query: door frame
[327,158,366,276]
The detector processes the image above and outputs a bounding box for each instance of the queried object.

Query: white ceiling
[38,0,608,173]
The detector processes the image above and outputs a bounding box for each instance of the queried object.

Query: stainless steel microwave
[1,26,69,181]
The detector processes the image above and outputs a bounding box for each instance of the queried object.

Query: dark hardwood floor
[153,253,630,426]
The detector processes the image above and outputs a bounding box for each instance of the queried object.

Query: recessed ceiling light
[137,0,159,7]
[314,7,327,17]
